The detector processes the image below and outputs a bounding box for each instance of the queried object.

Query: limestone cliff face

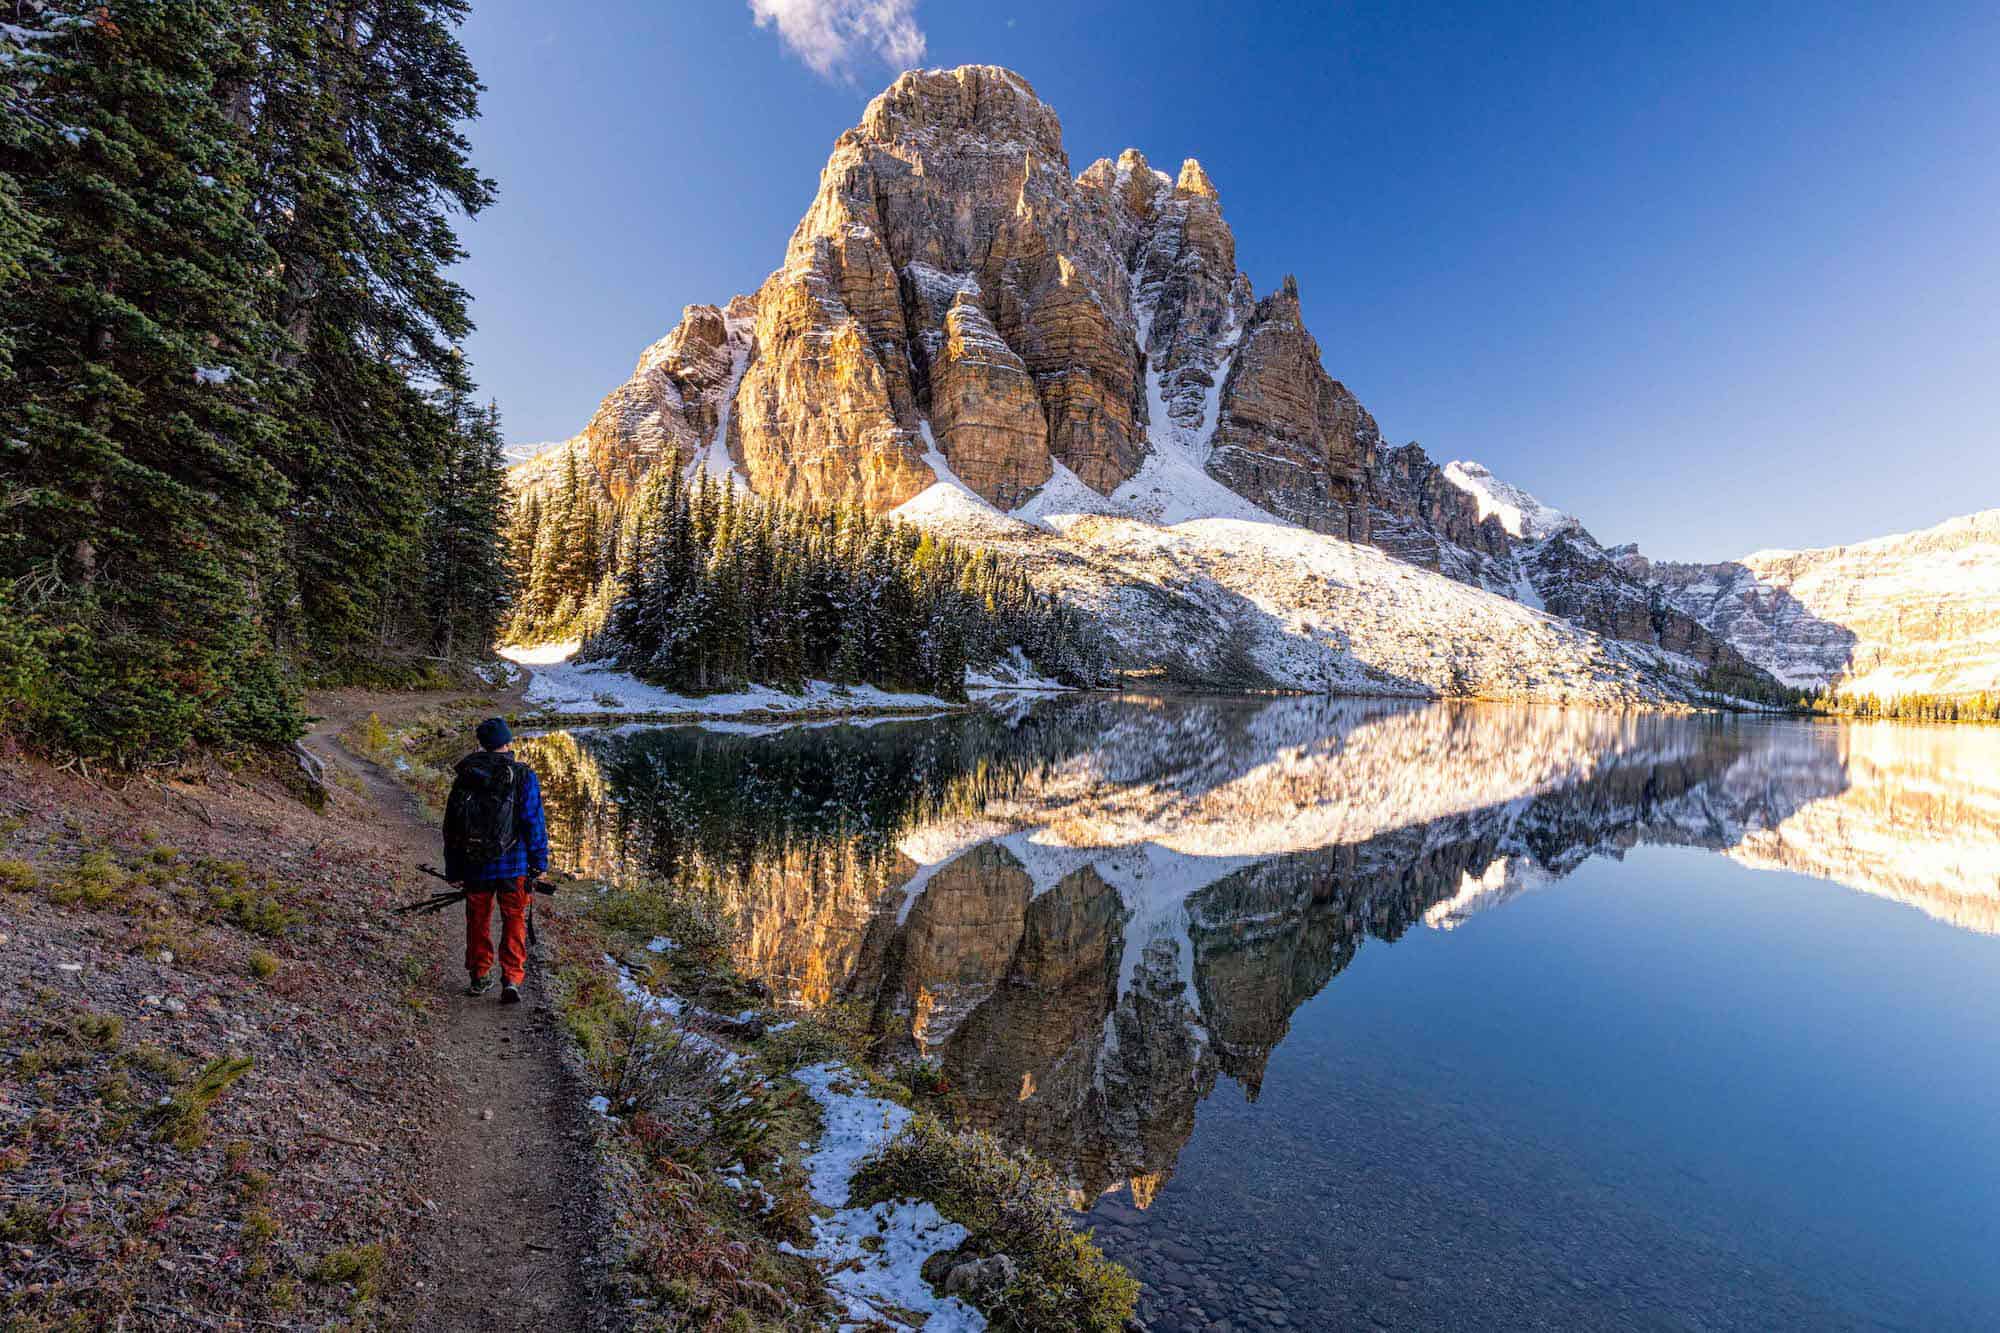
[522,66,1392,530]
[923,289,1051,508]
[508,296,755,509]
[1206,278,1379,540]
[737,66,1145,503]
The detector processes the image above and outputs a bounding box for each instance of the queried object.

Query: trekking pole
[396,864,574,925]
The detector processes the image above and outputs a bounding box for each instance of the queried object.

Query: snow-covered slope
[877,245,1706,704]
[896,457,1703,703]
[503,440,564,467]
[1635,509,2000,694]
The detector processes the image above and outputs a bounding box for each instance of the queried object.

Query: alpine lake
[519,695,2000,1331]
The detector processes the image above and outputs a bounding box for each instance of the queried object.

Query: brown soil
[0,685,599,1331]
[302,689,592,1332]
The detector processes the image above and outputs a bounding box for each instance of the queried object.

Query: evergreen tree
[234,0,495,662]
[418,393,513,656]
[576,463,1112,700]
[0,1,507,758]
[0,0,301,757]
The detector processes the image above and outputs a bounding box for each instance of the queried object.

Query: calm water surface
[522,697,2000,1331]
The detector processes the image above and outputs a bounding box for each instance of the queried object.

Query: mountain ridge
[510,64,1991,703]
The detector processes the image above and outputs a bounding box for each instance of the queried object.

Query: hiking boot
[500,983,522,1005]
[467,972,493,997]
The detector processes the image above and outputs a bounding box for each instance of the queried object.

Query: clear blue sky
[450,1,2000,561]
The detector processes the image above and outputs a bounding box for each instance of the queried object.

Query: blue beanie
[476,716,513,751]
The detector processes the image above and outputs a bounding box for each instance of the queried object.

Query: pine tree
[419,393,513,656]
[0,0,301,757]
[235,0,495,663]
[578,473,1110,701]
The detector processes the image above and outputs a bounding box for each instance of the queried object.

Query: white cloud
[748,0,927,82]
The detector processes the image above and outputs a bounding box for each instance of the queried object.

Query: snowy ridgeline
[873,344,1716,704]
[499,641,1067,720]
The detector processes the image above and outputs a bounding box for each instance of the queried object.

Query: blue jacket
[443,755,550,884]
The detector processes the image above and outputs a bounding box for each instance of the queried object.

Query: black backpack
[444,753,525,865]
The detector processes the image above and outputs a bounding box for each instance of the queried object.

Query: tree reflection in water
[519,697,2000,1204]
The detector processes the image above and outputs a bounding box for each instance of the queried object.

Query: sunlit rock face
[510,297,756,511]
[1632,509,2000,695]
[1205,278,1377,540]
[506,697,2000,1204]
[504,65,1790,702]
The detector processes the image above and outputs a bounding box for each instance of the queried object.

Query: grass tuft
[151,1055,254,1150]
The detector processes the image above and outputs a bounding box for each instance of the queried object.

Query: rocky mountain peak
[514,65,1805,702]
[1175,158,1219,199]
[857,64,1066,164]
[1440,460,1582,542]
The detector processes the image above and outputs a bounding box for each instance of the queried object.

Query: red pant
[464,878,529,986]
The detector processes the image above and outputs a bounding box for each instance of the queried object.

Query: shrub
[760,1004,872,1072]
[241,1207,279,1248]
[76,1012,122,1048]
[208,886,294,937]
[850,1115,1138,1333]
[592,881,735,969]
[356,712,390,756]
[0,858,37,892]
[589,1003,735,1132]
[248,950,279,979]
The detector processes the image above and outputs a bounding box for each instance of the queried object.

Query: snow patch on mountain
[684,313,754,490]
[503,440,564,467]
[1644,507,2000,694]
[1442,460,1581,541]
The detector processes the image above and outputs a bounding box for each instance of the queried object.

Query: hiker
[442,717,548,1004]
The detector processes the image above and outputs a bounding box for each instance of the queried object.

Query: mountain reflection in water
[522,698,2000,1219]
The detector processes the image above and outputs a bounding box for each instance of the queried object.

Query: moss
[309,1242,385,1301]
[0,1201,52,1244]
[46,849,126,908]
[849,1114,1139,1332]
[241,1207,279,1248]
[150,1055,254,1150]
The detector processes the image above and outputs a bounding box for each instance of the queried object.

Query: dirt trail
[301,691,591,1332]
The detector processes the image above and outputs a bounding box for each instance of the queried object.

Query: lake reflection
[522,698,2000,1330]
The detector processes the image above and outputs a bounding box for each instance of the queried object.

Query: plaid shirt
[444,763,550,884]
